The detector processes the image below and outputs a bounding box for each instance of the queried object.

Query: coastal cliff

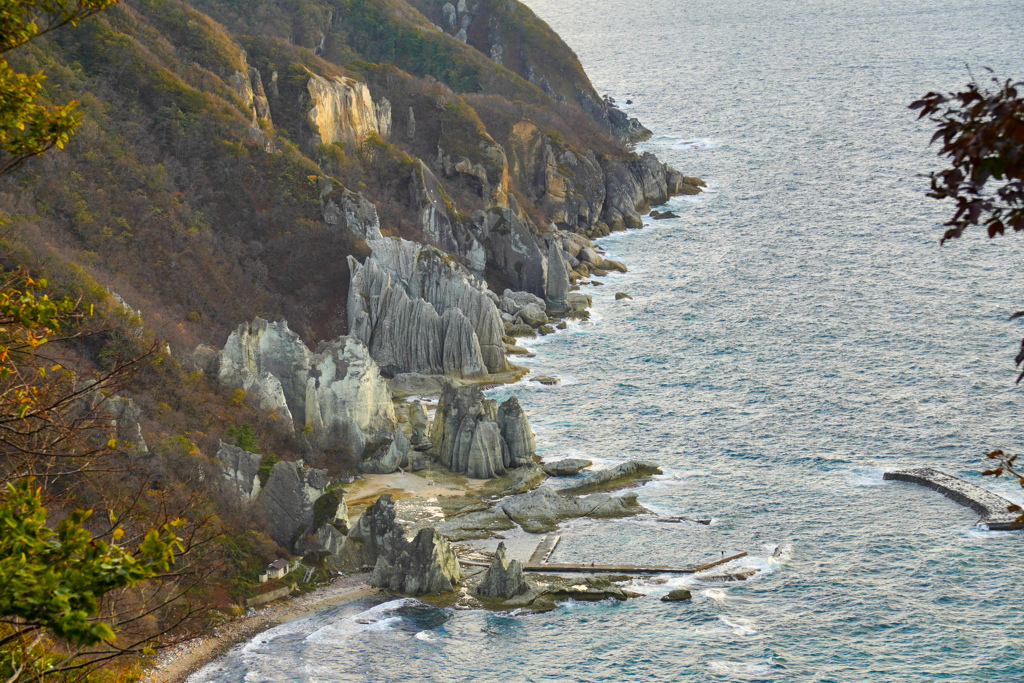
[0,0,704,664]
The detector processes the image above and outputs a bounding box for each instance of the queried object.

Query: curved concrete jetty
[883,467,1020,530]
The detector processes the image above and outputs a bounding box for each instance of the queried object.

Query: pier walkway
[883,467,1020,530]
[459,534,747,574]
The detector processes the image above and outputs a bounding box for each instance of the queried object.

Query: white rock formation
[348,238,509,378]
[216,319,396,455]
[306,336,397,456]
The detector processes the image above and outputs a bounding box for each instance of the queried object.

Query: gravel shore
[143,573,379,683]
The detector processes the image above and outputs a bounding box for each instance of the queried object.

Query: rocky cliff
[305,70,392,145]
[216,318,396,456]
[348,238,509,379]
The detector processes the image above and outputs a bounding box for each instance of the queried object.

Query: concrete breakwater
[883,468,1020,530]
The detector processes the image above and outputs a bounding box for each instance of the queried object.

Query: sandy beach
[144,574,380,683]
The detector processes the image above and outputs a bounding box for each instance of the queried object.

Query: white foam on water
[413,630,437,642]
[303,599,416,645]
[844,467,888,486]
[707,660,774,679]
[718,616,760,636]
[670,138,718,151]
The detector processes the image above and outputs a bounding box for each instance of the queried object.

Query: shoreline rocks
[560,460,662,495]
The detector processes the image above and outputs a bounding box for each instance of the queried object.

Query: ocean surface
[192,1,1024,680]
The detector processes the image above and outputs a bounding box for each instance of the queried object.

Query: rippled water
[193,1,1024,680]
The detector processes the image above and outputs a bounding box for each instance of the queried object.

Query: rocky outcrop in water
[348,238,508,379]
[305,70,391,145]
[429,383,536,479]
[560,460,663,495]
[216,319,396,456]
[500,486,648,533]
[217,441,262,501]
[496,396,536,467]
[542,458,593,477]
[475,542,529,599]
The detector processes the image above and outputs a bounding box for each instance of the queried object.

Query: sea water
[192,1,1024,680]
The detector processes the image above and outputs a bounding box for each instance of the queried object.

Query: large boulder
[541,458,592,477]
[358,430,412,474]
[216,441,262,501]
[305,336,397,456]
[499,486,648,533]
[409,400,430,445]
[475,542,529,599]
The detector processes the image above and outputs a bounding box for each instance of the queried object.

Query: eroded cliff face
[216,318,397,456]
[305,336,397,456]
[348,237,508,379]
[306,70,392,145]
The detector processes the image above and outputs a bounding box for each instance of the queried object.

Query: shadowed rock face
[349,494,407,567]
[322,184,383,242]
[257,460,347,551]
[358,430,412,475]
[103,396,148,453]
[355,495,462,595]
[217,441,262,501]
[372,527,462,594]
[475,542,529,599]
[603,153,673,230]
[348,238,508,379]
